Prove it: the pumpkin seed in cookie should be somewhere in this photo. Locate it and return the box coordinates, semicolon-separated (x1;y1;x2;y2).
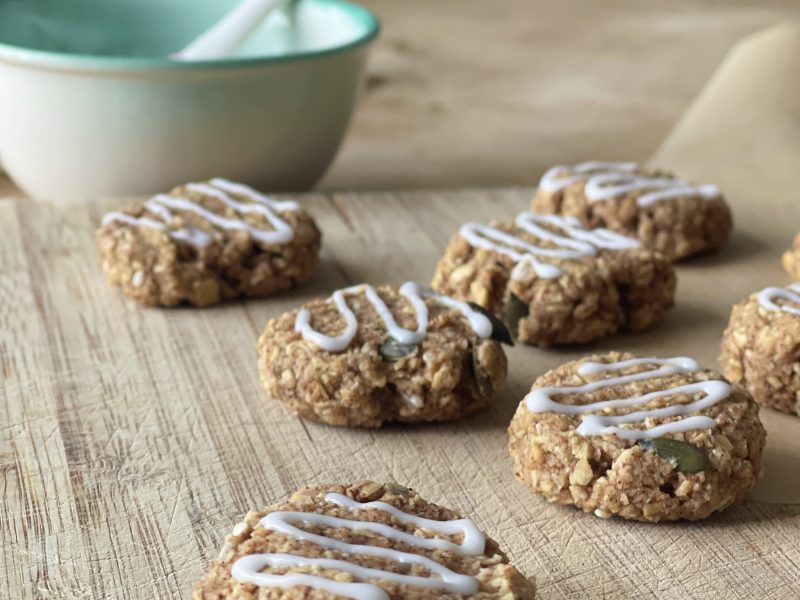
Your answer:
379;337;418;362
638;438;709;474
503;293;529;339
384;482;411;496
360;481;385;500
467;301;514;346
472;340;494;399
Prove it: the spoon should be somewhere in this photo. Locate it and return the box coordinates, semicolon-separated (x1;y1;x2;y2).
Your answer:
172;0;289;61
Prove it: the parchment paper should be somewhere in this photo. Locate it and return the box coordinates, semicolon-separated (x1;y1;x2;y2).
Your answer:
649;23;800;504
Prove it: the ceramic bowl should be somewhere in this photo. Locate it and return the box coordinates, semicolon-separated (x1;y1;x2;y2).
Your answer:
0;0;379;200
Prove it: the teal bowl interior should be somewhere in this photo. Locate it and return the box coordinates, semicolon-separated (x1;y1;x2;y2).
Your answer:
0;0;379;67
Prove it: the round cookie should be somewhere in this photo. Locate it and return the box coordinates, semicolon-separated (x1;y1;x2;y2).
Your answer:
781;233;800;279
258;282;510;427
720;283;800;415
431;212;675;347
193;481;536;599
97;178;321;307
508;352;765;522
531;161;732;261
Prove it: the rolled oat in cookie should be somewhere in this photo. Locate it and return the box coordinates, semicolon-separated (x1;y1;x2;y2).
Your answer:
508;352;765;522
258;282;510;427
720;283;800;415
531;161;732;261
192;481;535;599
96;178;320;307
431;212;675;347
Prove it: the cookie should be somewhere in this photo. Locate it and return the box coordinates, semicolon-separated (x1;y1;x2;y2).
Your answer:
781;233;800;279
508;352;765;522
530;161;732;261
431;212;675;347
193;481;535;599
720;283;800;415
97;178;321;307
258;282;510;427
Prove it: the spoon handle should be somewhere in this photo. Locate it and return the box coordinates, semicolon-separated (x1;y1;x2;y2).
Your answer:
173;0;285;61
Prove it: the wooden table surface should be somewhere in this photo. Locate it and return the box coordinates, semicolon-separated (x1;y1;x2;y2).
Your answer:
323;0;800;191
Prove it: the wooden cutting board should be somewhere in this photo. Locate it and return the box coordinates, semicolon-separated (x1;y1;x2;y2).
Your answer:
2;183;800;600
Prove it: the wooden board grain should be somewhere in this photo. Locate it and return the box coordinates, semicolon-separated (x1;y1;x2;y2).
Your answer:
2;187;800;600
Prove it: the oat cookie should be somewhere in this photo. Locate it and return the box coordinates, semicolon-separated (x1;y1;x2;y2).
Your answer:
508;352;765;522
531;161;732;260
258;282;509;427
781;233;800;279
97;178;320;307
720;283;800;415
193;481;535;599
431;212;675;347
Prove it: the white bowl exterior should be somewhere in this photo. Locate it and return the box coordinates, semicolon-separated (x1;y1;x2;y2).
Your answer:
0;46;368;200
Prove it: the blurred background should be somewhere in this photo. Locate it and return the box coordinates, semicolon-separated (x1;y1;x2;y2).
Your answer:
317;0;800;190
1;0;799;197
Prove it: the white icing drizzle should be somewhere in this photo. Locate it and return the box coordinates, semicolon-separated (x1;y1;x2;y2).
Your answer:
295;281;493;352
525;357;731;440
539;161;638;193
516;213;641;251
101;177;299;247
459;212;640;280
539;161;720;207
635;184;720;207
231;492;485;600
102;197;213;247
208;177;300;212
757;283;800;316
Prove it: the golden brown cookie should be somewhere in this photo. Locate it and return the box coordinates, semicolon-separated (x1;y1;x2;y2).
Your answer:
193;481;535;599
258;282;510;427
431;212;675;347
720;283;800;415
531;161;732;261
508;352;765;522
97;178;320;307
